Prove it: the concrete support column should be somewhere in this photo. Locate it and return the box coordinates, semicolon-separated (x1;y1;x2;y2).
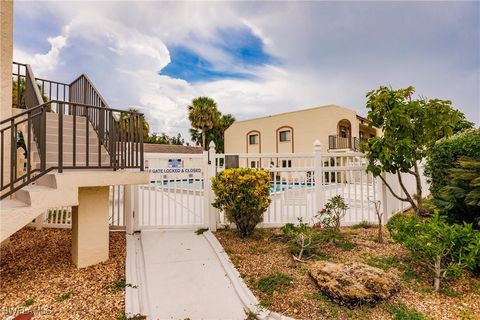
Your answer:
1;1;14;193
72;186;110;268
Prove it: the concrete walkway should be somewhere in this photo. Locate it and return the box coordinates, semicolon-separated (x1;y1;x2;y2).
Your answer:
127;230;246;320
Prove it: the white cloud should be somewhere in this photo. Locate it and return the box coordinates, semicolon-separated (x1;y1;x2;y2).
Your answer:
13;1;480;143
14;35;67;75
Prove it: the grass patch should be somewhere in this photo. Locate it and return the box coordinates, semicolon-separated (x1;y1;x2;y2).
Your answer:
23;298;34;307
365;256;401;271
351;220;376;229
335;240;356;251
257;273;293;295
385;302;427;320
195;228;209;235
313;251;333;261
313;292;342;319
105;278;138;294
441;287;461;298
55;291;73;302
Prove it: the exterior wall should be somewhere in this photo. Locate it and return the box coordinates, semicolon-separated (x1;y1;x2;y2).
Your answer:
1;1;13;189
225;105;368;154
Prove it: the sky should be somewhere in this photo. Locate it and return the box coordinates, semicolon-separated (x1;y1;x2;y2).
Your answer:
13;1;480;141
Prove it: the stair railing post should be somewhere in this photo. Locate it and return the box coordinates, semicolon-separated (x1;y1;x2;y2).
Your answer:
139;114;144;171
58;102;63;173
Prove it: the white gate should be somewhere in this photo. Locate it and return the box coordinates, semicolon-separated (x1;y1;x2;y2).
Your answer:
134;153;209;229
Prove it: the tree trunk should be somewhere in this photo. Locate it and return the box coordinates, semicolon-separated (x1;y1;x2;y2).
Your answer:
434;255;442;292
414;163;423;214
202;128;207;151
377;215;383;243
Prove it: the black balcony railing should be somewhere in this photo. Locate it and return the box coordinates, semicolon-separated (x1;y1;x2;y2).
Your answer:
328;135;360;151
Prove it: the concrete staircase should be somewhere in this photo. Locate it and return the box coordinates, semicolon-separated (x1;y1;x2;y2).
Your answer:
33;112;111;168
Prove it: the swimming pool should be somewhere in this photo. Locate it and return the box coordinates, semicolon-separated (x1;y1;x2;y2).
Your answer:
149;179;313;193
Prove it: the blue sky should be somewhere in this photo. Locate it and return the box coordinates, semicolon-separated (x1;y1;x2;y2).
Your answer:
13;1;480;138
161;27;276;82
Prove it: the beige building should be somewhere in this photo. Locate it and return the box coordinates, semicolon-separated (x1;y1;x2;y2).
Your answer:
225;104;378;158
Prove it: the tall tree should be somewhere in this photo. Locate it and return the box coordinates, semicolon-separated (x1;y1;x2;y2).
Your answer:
189;112;235;152
187;97;220;150
122;107;150;140
363;86;472;215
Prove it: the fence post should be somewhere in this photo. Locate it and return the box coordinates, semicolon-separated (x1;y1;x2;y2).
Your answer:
314;140;325;214
206;141;217;231
125;185;134;234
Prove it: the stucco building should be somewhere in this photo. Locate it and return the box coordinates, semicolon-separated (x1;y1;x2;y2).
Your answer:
224;104;378;158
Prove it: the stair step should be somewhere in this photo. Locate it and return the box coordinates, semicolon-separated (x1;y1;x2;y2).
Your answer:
45;143;105;153
44;133;101;144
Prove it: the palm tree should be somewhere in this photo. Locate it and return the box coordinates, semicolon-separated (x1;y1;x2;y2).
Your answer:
188;97;220;150
121;107;150;140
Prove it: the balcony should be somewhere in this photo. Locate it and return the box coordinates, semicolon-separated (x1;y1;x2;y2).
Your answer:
328;135;361;151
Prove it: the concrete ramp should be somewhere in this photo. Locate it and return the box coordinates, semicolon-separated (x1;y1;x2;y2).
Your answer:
126;230;246;320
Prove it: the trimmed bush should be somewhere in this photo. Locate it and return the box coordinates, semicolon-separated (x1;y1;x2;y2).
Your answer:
387;212;480;291
211;168;271;237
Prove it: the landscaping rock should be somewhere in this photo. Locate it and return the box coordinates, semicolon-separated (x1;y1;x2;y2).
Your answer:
308;261;399;307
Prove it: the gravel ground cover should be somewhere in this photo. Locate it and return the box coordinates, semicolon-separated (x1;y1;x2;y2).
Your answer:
215;227;480;320
0;228;126;320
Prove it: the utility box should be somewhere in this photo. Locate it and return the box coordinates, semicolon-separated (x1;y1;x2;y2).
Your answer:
225;155;239;169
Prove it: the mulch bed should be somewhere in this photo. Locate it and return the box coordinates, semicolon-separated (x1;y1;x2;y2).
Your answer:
0;228;126;320
215;227;480;320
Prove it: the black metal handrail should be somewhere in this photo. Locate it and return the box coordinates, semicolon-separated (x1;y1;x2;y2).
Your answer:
5;61;145;200
1;100;144;200
328;135;360;151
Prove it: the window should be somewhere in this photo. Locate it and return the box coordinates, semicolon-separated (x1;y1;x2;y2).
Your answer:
250;161;259;168
340;126;348;138
281;160;292;168
359;131;365;140
279;130;291;142
249;134;259;145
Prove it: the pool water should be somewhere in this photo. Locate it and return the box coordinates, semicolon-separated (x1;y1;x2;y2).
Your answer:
149;179;313;193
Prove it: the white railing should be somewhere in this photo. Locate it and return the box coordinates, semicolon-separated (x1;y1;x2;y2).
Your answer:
29;185;126;230
130;141;429;231
215;147;382;226
34;141;429;232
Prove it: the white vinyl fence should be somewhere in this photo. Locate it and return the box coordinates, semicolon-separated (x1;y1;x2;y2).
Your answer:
29;185;127;230
132;141;429;231
34;140;429;232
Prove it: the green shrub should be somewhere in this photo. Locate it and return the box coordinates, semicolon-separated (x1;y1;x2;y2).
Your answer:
212;168;271;237
282;218;318;261
426;128;480;196
434;157;480;227
387;212;480;291
257;273;293;295
317;195;349;231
